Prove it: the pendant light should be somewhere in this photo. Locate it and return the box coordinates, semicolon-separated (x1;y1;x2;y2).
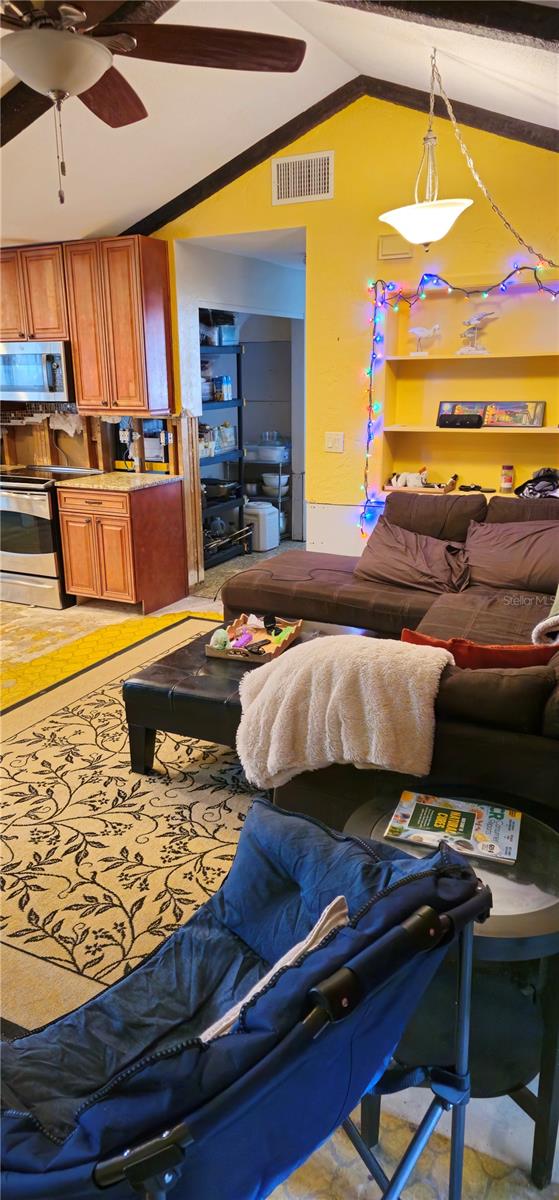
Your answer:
379;52;472;249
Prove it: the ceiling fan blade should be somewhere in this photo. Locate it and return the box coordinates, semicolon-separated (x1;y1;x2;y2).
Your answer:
0;81;52;147
78;65;147;126
91;23;307;72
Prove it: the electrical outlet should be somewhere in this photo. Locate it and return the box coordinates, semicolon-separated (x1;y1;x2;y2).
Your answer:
325;432;344;453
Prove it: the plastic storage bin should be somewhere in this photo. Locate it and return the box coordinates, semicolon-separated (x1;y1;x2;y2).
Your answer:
244;502;280;551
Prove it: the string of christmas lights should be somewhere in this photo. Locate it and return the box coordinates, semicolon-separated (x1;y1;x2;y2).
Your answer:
360;264;559;536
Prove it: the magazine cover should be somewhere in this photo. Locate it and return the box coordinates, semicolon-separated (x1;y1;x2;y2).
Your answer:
385;791;521;864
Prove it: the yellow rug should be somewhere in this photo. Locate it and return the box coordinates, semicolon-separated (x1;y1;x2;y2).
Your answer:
0;609;220;712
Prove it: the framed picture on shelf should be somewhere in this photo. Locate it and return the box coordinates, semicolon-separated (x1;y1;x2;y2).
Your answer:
437;402;487;423
483;402;545;428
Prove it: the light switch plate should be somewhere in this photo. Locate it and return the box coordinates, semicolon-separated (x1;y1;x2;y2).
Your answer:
325;431;344;453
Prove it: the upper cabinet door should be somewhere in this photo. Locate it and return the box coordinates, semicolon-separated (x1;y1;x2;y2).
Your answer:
64;241;110;411
19;245;69;340
99;237;146;411
0;249;27;340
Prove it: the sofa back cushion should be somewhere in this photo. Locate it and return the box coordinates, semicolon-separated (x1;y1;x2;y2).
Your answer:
384;491;486;542
436;663;556;734
355;517;470;593
465;519;559;595
486;496;559;524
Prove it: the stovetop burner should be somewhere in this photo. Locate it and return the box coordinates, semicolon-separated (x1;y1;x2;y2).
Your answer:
0;466;101;489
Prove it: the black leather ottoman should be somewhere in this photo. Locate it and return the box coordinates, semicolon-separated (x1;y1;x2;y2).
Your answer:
123;621;375;773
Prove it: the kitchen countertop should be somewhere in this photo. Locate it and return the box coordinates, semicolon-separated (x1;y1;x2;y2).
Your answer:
55;472;183;493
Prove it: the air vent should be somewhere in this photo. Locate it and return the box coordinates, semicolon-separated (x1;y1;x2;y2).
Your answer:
272;152;334;205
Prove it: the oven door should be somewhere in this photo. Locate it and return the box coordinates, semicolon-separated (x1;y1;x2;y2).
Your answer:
0;490;59;578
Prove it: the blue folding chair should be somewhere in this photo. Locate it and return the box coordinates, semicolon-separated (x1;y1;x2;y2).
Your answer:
1;798;491;1200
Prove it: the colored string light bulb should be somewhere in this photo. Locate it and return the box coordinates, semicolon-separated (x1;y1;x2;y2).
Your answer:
500;283;507;293
393;304;399;313
447;287;452;294
373;401;382;413
420;291;427;300
482;291;489;299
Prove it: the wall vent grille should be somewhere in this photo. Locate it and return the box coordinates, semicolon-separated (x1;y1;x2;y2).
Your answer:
272;152;334;205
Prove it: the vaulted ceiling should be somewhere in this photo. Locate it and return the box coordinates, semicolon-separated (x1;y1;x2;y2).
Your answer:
1;0;557;245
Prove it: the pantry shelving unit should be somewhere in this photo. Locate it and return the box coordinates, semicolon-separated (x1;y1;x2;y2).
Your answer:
200;343;251;568
370;277;559;496
245;453;292;540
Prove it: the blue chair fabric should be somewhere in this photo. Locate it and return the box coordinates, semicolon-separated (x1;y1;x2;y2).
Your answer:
1;798;489;1200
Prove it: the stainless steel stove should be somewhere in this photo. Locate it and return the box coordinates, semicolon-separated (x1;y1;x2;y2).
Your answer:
0;465;101;608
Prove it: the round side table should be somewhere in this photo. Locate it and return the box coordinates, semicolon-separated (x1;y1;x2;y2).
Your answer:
345;795;559;1189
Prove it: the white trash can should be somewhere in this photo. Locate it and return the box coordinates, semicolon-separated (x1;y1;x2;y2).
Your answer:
244;502;280;552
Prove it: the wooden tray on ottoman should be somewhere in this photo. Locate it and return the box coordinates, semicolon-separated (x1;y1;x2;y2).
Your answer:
205;614;303;662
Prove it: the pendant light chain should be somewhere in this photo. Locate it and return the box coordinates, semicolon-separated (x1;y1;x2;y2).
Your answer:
430;50;558;268
52;97;66;205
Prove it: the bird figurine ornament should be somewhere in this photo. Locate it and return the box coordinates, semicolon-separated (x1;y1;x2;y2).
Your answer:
408;323;440;355
457;311;497;355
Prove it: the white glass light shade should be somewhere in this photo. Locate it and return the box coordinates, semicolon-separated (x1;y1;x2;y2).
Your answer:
378;199;473;247
0;29;112;97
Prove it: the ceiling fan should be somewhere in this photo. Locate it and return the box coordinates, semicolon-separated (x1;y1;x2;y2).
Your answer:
0;1;306;201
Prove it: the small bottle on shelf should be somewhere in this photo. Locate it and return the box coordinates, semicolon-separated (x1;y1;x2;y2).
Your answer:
500;464;515;493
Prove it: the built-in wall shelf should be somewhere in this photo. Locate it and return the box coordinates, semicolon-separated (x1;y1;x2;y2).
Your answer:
385;352;559;363
384;425;559;434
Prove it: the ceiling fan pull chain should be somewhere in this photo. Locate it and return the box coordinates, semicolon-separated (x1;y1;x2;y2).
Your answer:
53;97;66;205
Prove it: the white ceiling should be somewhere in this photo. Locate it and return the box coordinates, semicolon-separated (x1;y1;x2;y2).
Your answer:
0;0;556;246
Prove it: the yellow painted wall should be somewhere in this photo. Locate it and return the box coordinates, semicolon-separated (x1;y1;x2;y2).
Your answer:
154;96;559;503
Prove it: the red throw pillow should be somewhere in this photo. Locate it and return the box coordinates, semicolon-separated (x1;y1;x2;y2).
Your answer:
401;628;558;668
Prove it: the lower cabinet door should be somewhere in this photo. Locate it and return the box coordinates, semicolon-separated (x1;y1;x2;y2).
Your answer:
59;512;99;596
95;515;137;602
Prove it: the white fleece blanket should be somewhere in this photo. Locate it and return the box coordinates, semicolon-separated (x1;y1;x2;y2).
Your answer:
532;585;559;645
237;635;454;789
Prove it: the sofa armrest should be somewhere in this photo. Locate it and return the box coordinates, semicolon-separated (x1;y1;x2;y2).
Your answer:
436;664;556;736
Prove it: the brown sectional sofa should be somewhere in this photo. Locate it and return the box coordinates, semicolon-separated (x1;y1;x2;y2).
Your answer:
222;492;559;824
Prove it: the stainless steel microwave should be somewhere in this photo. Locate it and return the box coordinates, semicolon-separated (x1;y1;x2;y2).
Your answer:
0;341;73;405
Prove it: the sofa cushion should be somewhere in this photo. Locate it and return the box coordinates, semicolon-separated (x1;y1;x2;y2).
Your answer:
354;518;470;593
221;550;434;636
486;496;559;524
465;519;559;595
384;490;486;541
416;587;553;645
436;664;556;734
402;628;559;668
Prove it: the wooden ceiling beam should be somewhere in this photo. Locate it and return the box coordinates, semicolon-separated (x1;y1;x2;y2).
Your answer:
321;2;559;52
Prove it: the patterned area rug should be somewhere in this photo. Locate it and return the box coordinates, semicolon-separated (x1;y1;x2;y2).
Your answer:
1;676;252;986
1;637;556;1198
0;606;220;713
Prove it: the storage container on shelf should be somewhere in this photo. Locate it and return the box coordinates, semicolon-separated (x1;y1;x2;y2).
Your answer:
245;444;290;463
244;502;279;551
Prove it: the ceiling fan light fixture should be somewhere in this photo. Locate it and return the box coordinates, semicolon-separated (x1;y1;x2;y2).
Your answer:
379;198;473;248
0;27;112;97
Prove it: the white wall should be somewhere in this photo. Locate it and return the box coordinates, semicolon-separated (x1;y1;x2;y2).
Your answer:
173;242;305;416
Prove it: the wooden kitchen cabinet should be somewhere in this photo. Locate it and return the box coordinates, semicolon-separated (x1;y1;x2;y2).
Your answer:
58;480;186;612
95;514;136;601
63;235;173;416
0;249;27;340
63;241;110;411
19;245;68;339
0;244;68;341
59;511;100;597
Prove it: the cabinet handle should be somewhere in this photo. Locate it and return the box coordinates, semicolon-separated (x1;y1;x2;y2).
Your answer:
85;516;92;523
85;499;103;505
101;400;109;407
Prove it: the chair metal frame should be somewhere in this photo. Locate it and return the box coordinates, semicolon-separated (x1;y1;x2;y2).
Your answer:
94;892;489;1200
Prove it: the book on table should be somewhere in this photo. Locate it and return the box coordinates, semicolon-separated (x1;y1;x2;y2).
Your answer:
385;791;521;864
